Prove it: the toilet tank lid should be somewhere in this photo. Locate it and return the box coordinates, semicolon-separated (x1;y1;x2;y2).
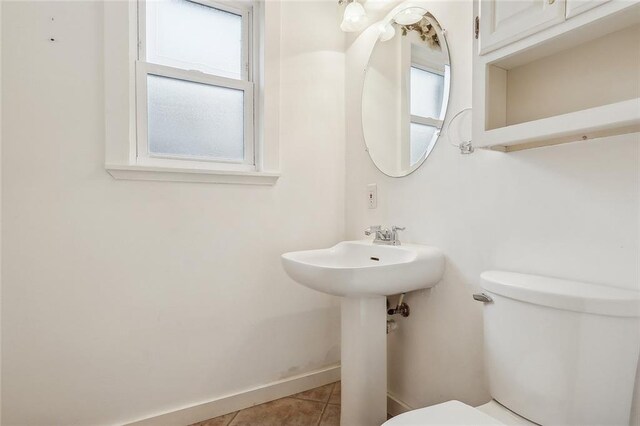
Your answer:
481;271;640;317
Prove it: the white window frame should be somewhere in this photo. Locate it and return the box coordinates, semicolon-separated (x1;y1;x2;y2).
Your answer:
103;0;280;185
135;63;255;170
136;0;256;171
140;0;251;81
409;63;446;130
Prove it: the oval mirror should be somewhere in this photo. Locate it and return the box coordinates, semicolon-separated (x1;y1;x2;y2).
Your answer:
362;8;451;177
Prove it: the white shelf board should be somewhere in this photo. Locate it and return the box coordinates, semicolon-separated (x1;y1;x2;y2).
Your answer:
477;98;640;152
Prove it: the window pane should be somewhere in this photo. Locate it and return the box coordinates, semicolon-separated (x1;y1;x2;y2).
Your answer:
410;67;444;119
147;74;244;161
410;123;437;165
146;0;243;79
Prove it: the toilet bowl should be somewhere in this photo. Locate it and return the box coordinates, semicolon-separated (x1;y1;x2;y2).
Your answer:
383;271;640;426
384;400;535;425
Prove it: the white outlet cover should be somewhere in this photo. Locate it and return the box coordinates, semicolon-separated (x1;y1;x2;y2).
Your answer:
367;183;377;209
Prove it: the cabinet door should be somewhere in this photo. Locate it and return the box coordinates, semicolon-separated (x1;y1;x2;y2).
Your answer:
566;0;610;18
479;0;566;54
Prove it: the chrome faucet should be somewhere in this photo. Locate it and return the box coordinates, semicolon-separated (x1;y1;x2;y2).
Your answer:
364;225;405;246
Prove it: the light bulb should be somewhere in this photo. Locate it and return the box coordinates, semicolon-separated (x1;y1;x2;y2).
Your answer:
393;7;424;26
378;22;395;42
341;1;367;32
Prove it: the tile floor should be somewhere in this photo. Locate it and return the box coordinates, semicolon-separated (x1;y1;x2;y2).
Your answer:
191;382;341;426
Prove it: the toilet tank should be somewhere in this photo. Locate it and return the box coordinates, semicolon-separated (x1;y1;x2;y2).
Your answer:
480;271;640;426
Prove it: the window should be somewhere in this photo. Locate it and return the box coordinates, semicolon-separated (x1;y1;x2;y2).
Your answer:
409;65;448;166
136;0;256;170
104;0;279;184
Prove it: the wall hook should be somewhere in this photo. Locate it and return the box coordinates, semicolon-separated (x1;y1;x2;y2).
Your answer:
446;107;474;154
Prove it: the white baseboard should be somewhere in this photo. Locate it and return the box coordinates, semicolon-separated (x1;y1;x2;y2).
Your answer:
387;392;413;417
124;365;418;425
126;364;341;426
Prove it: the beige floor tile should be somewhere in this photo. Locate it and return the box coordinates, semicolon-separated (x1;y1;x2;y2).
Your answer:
319;404;340;426
189;411;238;426
229;397;324;426
328;382;340;405
291;383;334;403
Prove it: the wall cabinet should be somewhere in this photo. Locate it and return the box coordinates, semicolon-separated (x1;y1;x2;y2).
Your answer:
566;0;611;18
472;0;640;152
479;0;566;54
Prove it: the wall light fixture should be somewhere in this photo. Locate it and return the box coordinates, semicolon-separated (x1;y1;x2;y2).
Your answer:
339;0;368;32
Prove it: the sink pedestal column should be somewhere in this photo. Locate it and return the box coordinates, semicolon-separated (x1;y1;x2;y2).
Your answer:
340;296;387;426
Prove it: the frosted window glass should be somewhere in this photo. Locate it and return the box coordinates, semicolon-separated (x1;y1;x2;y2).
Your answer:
410;123;437;165
147;75;244;161
146;0;243;79
410;67;445;119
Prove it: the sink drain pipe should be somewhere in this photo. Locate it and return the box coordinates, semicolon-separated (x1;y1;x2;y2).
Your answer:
388;293;410;317
387;293;410;334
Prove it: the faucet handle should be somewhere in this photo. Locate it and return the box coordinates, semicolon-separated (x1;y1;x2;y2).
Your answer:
390;226;405;246
365;225;381;236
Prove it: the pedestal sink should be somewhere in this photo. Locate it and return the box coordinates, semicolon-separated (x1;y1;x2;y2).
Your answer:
281;240;445;426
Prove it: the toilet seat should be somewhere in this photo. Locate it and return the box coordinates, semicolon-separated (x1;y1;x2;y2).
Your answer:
383;401;505;425
383;400;539;425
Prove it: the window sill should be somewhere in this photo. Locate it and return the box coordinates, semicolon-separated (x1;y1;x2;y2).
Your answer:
105;163;280;185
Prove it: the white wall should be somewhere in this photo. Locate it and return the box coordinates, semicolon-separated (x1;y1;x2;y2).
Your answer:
346;0;640;417
1;1;344;424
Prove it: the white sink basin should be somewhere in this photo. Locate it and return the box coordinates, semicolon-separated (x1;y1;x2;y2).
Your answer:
281;240;445;297
282;239;445;425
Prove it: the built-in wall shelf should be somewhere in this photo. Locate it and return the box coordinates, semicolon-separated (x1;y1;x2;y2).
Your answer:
473;0;640;152
479;98;640;152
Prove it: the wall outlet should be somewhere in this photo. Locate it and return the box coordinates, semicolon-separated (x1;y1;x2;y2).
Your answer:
367;184;377;209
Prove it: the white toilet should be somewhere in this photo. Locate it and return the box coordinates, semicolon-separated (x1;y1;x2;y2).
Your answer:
385;270;640;426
